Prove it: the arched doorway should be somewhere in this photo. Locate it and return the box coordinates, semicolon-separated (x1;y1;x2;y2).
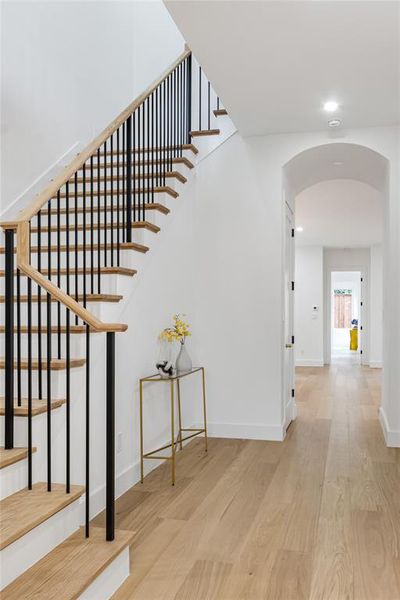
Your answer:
282;142;389;432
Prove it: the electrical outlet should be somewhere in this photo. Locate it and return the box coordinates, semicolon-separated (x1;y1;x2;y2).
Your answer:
117;432;122;454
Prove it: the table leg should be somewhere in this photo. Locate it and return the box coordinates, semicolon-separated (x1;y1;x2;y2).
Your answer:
139;380;144;483
177;378;183;451
170;379;176;485
201;368;208;452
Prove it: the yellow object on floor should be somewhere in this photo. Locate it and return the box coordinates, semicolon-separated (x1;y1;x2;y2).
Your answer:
350;328;358;351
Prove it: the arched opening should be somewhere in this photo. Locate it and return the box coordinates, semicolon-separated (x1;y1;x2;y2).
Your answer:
281;142;389;431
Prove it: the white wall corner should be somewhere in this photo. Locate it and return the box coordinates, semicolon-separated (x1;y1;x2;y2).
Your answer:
379;406;400;448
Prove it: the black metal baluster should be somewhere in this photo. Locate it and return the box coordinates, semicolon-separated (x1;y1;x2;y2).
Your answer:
106;332;115;541
66;183;70;297
74;173;79;324
27;275;32;489
199;66;202;131
207;81;211;131
169;74;172;171
37;212;42;399
173;68;177;159
146;97;150;209
97;148;101;293
66;306;70;493
110;134;114;267
126;116;132;242
103;141;108;267
82;163;87;309
133;114;136;224
187;54;192;143
151;91;154;209
156;86;160;187
4;229;14;449
57;190;61;358
122;121;126;242
116;129;120;266
47;201;52;491
85;323;90;536
17;268;21;407
142;101;146;210
90;156;94;294
163;80;166;186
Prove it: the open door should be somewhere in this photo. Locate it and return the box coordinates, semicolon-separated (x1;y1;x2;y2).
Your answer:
283;203;296;430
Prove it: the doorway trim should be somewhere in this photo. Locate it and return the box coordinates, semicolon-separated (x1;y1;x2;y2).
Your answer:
324;264;369;365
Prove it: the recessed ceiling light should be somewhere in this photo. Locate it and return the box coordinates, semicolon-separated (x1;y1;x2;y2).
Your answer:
296;226;304;232
328;119;341;128
324;101;339;112
333;161;344;166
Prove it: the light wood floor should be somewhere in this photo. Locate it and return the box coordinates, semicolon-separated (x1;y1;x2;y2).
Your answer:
95;362;400;599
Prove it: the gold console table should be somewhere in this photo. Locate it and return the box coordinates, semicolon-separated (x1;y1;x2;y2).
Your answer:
139;367;208;486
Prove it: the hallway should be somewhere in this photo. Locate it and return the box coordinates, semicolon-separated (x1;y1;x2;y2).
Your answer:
100;364;399;600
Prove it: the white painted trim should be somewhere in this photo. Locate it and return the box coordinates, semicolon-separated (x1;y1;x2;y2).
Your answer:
284;398;297;431
369;360;383;369
203;421;285;442
379;407;400;447
0;141;82;221
295;359;324;367
78;546;130;600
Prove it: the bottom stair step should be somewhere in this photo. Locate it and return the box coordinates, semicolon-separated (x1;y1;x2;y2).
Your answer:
0;482;84;550
2;527;134;600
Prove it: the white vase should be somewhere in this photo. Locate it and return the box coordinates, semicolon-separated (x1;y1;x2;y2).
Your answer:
175;339;192;374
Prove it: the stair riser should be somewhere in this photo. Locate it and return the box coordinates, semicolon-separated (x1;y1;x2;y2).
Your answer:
0;246;147;272
76;160;192;175
0;368;81;400
86;147;196;164
0;333;86;360
65;173;183;190
79;546;130;600
43;182;180;205
28;226;156;248
0;496;83;590
0;455;39;500
0;296;123;324
0;272;133;296
31;205;168;227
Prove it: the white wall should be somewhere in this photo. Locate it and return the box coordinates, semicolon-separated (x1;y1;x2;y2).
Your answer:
0;0;184;216
294;246;324;367
192;125;399;444
370;245;383;367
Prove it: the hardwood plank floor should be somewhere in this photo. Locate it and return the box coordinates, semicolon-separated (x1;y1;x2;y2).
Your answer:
94;362;399;599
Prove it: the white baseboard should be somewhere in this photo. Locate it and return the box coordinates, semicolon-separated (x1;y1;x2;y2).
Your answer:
369;361;383;369
295;359;324;367
201;421;285;442
379;407;400;447
284;398;297;431
0;141;81;221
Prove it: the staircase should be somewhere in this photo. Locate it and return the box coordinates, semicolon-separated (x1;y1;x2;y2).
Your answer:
0;48;231;598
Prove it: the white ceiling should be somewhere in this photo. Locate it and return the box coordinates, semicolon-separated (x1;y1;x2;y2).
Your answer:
285;142;388;194
295;178;383;247
166;0;400;136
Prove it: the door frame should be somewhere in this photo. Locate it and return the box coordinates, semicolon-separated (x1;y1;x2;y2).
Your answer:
324;265;369;365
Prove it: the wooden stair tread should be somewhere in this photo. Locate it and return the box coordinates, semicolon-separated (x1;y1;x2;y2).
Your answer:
0;397;66;417
0;358;85;371
51;185;178;200
82;156;194;170
69;170;187;184
0;482;84;550
0;293;123;303
0;447;37;469
2;526;134;599
30;221;160;234
213;108;228;116
190;129;220;137
98;142;198;156
2;241;149;255
0;267;137;279
40;202;170;217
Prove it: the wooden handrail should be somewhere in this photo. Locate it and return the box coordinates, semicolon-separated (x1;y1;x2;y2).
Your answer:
0;48;192;332
19;264;127;332
15;48;191;223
